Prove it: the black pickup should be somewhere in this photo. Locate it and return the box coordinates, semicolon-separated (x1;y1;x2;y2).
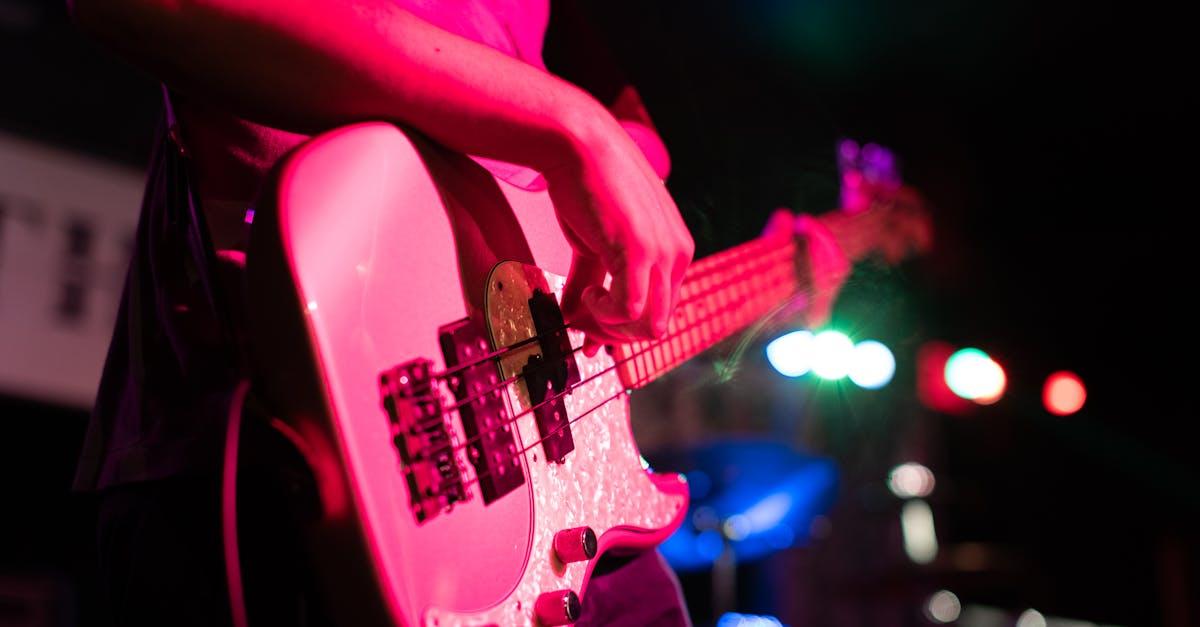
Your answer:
439;318;526;504
522;289;581;464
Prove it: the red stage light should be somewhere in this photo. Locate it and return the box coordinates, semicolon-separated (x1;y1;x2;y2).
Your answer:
916;341;973;415
1043;371;1086;416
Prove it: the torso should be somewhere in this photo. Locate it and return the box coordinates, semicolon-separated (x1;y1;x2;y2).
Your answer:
76;0;557;492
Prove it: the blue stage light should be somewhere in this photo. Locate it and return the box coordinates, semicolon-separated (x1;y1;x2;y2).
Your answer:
657;441;839;572
717;613;784;627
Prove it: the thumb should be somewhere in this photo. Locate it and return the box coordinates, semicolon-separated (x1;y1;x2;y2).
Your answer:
562;252;607;325
762;208;795;239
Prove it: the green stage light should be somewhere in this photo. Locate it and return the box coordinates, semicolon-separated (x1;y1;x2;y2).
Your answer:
811;330;855;380
944;348;1006;403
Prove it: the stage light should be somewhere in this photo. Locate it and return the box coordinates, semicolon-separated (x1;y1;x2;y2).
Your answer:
944;348;1006;404
916;341;974;414
722;514;751;541
810;330;855;380
925;590;961;624
742;490;793;532
696;529;724;561
765;330;815;377
685;470;712;500
1044;371;1086;416
692;506;719;530
848;340;895;389
717;613;783;627
888;462;935;498
766;525;796;549
1016;609;1047;627
901;499;938;564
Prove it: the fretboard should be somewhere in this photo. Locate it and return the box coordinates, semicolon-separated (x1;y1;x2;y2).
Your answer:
611;233;799;389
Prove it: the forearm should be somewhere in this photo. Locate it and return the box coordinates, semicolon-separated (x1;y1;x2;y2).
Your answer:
618;119;670;180
71;0;608;171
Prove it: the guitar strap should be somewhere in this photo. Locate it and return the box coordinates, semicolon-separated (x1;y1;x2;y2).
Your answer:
159;85;247;372
160;86;265;627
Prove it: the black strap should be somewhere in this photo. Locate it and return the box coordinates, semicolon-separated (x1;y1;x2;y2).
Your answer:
160;85;246;373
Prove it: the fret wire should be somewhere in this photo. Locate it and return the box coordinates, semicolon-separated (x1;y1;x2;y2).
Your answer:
623;262;795;387
441;237;814;487
609;234;796;357
615;241;799;387
458;256;810;488
635;341;646;386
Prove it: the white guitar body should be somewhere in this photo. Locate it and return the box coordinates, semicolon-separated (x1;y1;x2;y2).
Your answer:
246;122;689;626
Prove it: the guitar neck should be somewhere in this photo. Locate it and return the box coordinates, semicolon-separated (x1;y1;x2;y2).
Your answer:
611;232;800;389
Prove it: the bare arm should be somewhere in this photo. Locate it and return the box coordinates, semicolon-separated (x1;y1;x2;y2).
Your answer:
72;0;602;170
71;0;693;341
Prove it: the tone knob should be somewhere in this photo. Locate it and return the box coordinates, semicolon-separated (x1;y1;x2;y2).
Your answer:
535;590;582;626
553;526;598;563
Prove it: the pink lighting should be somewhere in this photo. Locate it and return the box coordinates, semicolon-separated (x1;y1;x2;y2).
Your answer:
916;342;973;415
1043;371;1086;416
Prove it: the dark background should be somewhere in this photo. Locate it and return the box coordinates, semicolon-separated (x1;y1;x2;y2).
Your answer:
1;0;1195;625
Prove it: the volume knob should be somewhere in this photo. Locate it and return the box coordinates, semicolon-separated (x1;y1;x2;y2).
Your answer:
553;526;598;563
535;590;582;626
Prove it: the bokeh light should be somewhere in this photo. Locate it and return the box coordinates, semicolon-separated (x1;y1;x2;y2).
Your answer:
848;340;896;389
1016;609;1047;627
916;341;974;414
888;462;936;498
945;348;1006;403
1043;371;1086;416
810;330;855;380
765;330;815;377
901;499;938;564
695;529;724;561
717;613;783;627
924;590;961;623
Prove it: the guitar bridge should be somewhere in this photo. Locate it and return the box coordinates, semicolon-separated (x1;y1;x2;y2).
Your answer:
380;359;466;523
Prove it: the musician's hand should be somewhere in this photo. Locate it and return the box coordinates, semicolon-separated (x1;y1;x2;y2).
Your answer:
873;185;933;263
762;210;850;329
762;184;932;329
548;113;694;357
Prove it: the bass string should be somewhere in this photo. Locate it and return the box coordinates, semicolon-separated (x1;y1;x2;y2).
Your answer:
435;244;789;415
433;245;793;451
453;208;918;493
455;280;808;494
435;262;806;491
453;386;629;494
428;236;791;380
436;246;782;413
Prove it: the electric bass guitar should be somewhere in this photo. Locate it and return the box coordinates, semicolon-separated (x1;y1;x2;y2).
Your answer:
245;122;928;626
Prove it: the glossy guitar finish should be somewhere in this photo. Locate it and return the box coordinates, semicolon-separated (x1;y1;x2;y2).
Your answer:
247;123;689;626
